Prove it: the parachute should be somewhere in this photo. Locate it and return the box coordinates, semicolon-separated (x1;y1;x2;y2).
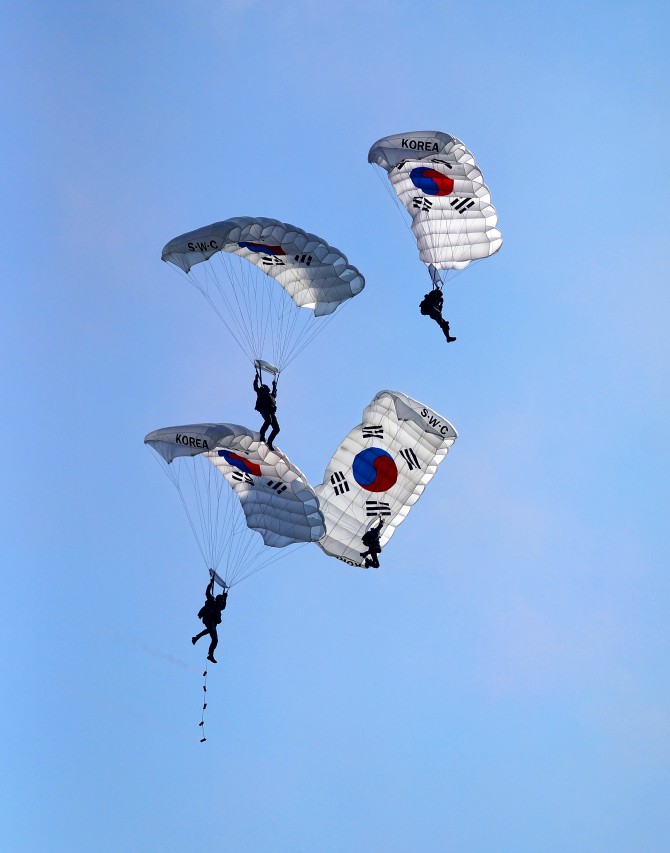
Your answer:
145;423;325;586
368;131;502;286
314;391;457;567
162;217;365;374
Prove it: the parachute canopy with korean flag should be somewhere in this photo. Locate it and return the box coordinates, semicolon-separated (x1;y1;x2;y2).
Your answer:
161;216;365;374
313;391;457;567
368;130;502;284
145;422;325;587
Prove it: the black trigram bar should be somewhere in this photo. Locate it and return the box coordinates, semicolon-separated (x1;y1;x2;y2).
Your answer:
430;158;453;168
395;159;408;170
330;471;349;496
293;253;313;266
267;480;287;494
231;471;254;485
412;196;433;211
366;500;391;516
261;255;285;266
450;197;476;214
362;425;384;439
400;448;421;471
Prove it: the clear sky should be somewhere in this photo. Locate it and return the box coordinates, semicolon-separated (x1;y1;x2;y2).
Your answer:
4;1;670;851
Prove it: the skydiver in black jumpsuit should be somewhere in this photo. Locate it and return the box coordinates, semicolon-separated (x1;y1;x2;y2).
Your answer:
253;371;280;450
419;286;457;342
192;577;228;663
360;517;384;568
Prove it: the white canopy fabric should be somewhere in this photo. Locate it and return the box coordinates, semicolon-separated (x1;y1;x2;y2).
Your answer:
313;391;457;567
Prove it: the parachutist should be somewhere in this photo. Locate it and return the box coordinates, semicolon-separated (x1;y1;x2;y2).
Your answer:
254;371;280;450
192;577;227;663
419;287;456;343
360;517;384;568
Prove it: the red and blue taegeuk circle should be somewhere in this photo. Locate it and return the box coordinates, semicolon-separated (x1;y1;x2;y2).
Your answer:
238;241;286;256
352;448;398;493
218;449;262;477
410;167;454;197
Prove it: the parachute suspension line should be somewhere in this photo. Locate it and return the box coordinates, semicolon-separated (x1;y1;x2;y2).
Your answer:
202;254;263;364
176;264;254;367
271;245;357;372
372;166;416;242
205;448;315;588
174;243;357;373
214;442;318;587
226;542;309;589
228;509;292;586
198;470;271;586
208;463;239;579
188;462;214;563
153;452;262;583
227;253;304;370
271;275;286;365
153;455;212;571
216;481;275;586
243;257;274;363
215;256;259;362
429;257;487;293
187;459;230;572
224;521;264;587
214;253;304;370
196;264;246;356
261;263;318;370
277;300;348;374
149;444;311;594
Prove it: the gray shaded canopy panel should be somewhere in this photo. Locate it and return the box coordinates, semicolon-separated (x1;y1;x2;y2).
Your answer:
368;131;502;271
162;216;365;317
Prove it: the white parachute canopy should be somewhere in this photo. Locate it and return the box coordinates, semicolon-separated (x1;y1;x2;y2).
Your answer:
368;130;502;282
314;391;457;567
145;423;325;586
161;216;365;372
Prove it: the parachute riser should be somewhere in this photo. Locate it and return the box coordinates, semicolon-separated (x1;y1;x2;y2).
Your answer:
209;567;229;592
428;264;444;291
253;357;280;388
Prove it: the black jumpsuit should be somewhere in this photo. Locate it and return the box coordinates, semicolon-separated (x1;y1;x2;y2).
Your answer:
253;375;280;449
419;289;456;342
192;579;227;662
360;518;384;568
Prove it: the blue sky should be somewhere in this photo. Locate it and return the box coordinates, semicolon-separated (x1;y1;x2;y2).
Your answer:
4;1;670;851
